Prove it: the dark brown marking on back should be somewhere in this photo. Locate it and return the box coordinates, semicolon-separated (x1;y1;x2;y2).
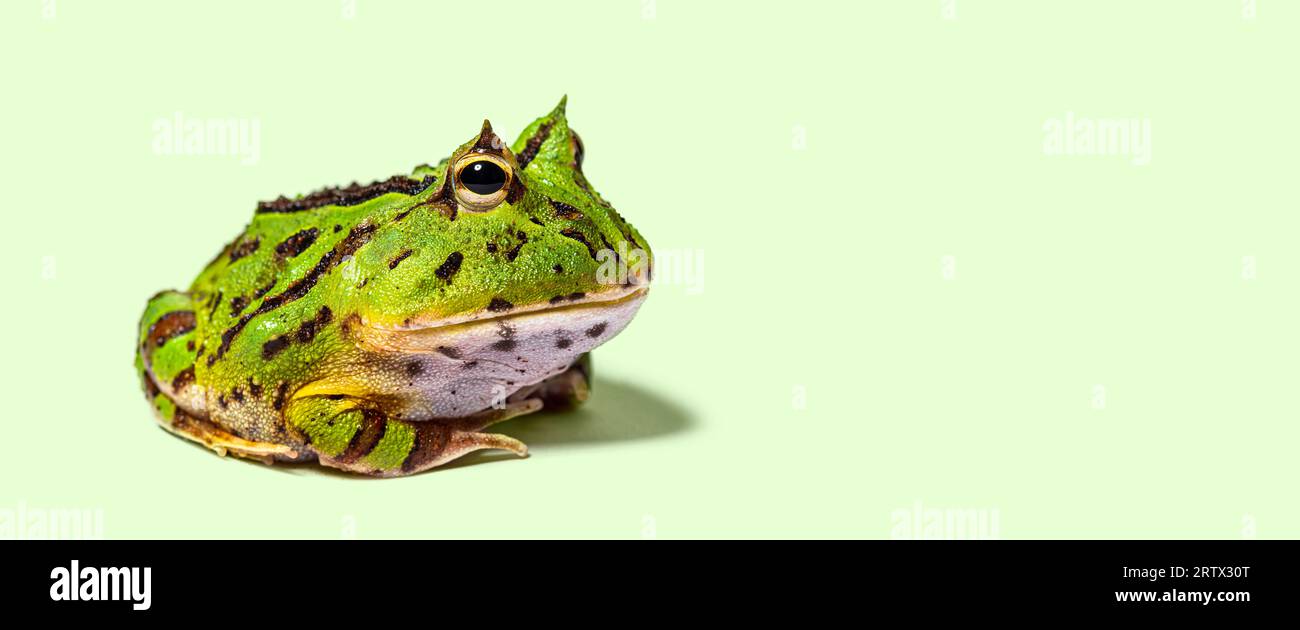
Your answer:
229;295;249;317
612;212;642;252
601;235;620;263
516;121;554;169
142;371;161;400
487;298;514;312
560;229;600;260
411;176;459;221
273;382;289;410
262;335;290;360
548;292;586;305
216;224;376;361
435;251;463;281
229;237;260;262
505;230;528;262
549;199;585;220
170;366;195;391
388;249;414;270
254;280;275;299
505;176;527;205
247;377;263;398
207;291;223;322
145;311;196;358
295;306;333;344
257;176;436;214
275;227;320;259
335;409;388;465
586;322;608;338
570;130;585;171
435;345;462;359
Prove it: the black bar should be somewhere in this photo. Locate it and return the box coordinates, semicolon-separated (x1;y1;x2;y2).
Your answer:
0;540;1287;616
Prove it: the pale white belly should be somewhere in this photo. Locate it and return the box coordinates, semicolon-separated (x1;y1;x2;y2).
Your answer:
349;289;646;419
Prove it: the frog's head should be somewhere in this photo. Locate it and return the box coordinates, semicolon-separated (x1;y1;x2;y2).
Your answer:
355;98;649;383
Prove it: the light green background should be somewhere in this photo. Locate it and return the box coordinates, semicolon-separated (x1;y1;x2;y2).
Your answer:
2;1;1296;538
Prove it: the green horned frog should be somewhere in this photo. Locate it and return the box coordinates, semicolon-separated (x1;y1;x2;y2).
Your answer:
135;98;651;476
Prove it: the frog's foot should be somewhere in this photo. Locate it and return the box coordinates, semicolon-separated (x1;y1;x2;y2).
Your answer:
509;353;592;412
160;408;305;465
288;395;540;477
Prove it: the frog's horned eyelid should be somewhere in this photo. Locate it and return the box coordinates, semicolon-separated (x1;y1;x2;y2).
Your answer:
473;119;507;152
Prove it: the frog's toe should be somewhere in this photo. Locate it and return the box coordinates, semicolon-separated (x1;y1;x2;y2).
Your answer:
510;354;592;412
160;407;304;464
451;431;529;459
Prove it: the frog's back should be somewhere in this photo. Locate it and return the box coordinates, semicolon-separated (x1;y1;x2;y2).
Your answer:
136;172;441;453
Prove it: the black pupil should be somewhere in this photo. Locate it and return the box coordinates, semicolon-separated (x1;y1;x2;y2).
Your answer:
461;161;506;195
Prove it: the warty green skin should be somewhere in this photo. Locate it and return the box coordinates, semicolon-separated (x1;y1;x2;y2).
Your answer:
135;98;651;476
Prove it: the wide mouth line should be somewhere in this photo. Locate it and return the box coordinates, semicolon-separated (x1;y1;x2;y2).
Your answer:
366;285;648;333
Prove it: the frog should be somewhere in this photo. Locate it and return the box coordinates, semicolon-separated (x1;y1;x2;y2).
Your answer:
135;98;651;476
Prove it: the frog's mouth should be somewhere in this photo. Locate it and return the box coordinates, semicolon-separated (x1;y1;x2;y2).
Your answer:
354;285;649;356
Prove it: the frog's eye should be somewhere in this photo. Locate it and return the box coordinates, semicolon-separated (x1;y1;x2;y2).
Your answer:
454;155;513;211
